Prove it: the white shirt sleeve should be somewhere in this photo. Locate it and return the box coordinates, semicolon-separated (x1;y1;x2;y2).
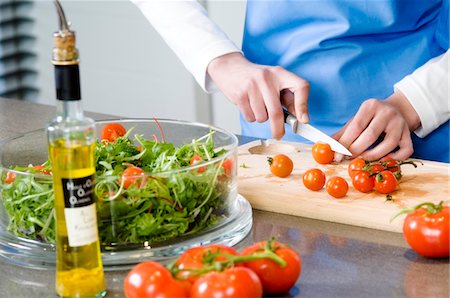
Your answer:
394;50;450;138
130;0;241;92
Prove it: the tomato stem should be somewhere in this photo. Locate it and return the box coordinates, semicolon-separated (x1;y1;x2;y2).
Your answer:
169;239;287;280
390;201;445;223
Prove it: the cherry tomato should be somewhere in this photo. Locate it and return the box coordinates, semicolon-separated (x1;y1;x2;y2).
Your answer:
380;156;399;173
120;166;145;189
124;261;189;298
374;170;397;194
369;164;384;175
352;171;374;193
191;267;262;298
101;123;127;142
241;241;301;295
190;155;207;173
32;165;51;175
348;157;366;179
311;142;334;164
302;168;326;191
268;154;293;178
4;171;16;184
175;244;239;283
326;176;348;198
221;159;233;177
402;202;449;258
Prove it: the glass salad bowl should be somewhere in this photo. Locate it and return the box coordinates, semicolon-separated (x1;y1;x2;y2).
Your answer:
0;119;252;270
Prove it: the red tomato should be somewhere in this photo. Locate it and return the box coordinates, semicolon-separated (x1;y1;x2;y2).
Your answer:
101;123;127;142
380;156;399;173
190;155;207;173
32;165;51;175
326;176;348;198
191;267;262;298
302;168;326;191
4;171;16;184
374;170;397;194
352;171;374;193
403;202;449;258
241;241;301;295
124;261;189;298
311;142;334;164
268;154;293;178
348;157;366;179
369;164;384;175
175;244;239;283
120;166;145;189
221;159;233;176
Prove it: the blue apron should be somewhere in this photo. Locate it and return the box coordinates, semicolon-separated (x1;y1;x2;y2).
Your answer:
241;0;449;162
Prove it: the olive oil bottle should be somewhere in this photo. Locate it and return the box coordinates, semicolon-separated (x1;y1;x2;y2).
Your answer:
48;1;105;297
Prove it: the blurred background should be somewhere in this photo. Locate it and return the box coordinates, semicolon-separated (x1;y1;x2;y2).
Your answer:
0;0;245;134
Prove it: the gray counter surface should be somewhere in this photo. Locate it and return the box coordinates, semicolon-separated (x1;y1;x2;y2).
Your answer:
0;97;448;298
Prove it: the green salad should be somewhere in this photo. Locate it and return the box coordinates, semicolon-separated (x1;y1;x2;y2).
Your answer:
0;127;233;248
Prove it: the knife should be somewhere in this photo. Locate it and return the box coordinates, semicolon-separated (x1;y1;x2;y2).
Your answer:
283;108;352;156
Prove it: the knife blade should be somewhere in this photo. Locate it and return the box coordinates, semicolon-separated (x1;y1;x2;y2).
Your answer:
283;108;352;156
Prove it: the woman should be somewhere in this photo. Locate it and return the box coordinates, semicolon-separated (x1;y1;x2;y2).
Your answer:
131;0;449;162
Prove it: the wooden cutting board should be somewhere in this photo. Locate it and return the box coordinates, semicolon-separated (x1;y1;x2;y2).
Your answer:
237;140;450;233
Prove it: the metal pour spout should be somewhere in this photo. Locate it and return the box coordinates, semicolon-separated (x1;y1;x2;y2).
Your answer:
52;0;79;64
54;0;69;32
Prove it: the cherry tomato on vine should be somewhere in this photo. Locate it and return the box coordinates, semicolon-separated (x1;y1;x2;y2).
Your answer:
124;261;189;298
311;142;334;164
101;123;127;142
268;154;293;178
175;244;239;283
380;156;399;173
302;168;326;191
120;166;145;189
352;171;374;193
190;155;207;173
374;170;397;194
348;157;366;179
241;241;301;295
401;202;449;258
191;267;262;298
326;176;348;198
369;164;384;175
4;171;16;184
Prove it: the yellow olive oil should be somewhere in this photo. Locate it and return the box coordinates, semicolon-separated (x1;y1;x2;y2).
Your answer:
49;140;105;297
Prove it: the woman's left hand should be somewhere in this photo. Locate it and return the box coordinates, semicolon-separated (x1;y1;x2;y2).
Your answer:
333;91;421;161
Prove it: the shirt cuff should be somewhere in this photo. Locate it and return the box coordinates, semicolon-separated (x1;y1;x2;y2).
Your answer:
394;79;439;138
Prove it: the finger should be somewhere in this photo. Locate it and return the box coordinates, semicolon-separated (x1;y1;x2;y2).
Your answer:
337;103;375;151
332;118;353;141
248;85;268;123
274;67;310;123
388;127;414;160
293;83;309;123
261;81;285;140
235;94;256;122
359;120;403;160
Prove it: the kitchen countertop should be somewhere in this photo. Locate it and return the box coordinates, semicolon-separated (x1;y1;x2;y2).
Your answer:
0;97;448;298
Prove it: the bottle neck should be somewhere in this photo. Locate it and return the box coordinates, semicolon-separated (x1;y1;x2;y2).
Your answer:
55;99;84;121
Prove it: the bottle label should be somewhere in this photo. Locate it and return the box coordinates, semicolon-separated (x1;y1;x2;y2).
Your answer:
62;175;98;247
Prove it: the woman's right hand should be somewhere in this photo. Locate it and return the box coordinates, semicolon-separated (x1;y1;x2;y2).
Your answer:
207;52;310;139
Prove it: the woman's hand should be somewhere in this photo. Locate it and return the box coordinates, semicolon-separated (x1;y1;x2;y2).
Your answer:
207;52;310;139
334;91;421;161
